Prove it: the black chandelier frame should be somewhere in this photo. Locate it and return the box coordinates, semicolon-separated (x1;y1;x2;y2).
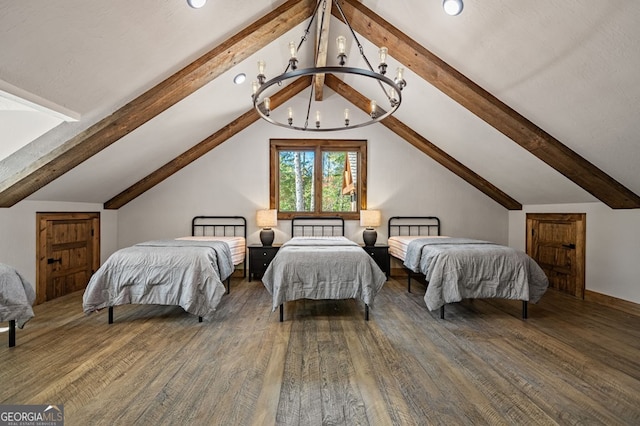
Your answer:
251;0;405;132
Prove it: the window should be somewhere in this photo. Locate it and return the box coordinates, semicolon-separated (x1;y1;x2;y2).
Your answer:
270;139;367;220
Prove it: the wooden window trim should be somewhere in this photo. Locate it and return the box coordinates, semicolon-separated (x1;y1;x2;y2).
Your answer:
270;139;367;220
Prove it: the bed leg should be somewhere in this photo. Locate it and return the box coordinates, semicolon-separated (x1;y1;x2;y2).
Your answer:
522;301;528;319
408;272;412;293
279;304;284;322
198;316;203;323
440;305;445;319
108;307;114;324
226;277;231;294
365;304;369;321
8;320;16;347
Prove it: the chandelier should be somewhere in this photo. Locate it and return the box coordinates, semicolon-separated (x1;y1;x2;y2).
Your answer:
251;0;406;131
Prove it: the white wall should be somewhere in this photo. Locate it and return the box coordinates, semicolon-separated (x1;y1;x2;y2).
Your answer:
0;200;118;290
509;203;640;304
117;118;508;249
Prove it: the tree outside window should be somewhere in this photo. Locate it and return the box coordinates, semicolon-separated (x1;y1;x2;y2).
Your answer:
270;139;367;220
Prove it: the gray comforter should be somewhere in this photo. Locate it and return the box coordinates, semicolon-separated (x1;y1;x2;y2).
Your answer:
404;238;548;311
262;237;386;311
82;239;233;320
0;263;35;328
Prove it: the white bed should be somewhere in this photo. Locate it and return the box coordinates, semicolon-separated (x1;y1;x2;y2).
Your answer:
388;216;548;319
82;216;246;323
262;217;386;321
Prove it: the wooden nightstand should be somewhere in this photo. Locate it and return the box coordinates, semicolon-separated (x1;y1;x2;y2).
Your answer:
248;244;280;281
362;244;390;278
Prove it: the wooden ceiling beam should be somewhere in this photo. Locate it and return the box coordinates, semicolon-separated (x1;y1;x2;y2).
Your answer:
313;0;332;101
326;74;522;210
333;0;640;209
104;77;312;209
0;0;316;208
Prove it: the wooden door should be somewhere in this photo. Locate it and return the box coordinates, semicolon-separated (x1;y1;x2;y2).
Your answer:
526;213;586;298
36;212;100;304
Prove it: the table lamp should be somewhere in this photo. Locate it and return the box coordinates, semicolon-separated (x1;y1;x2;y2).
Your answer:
256;209;277;246
360;209;381;247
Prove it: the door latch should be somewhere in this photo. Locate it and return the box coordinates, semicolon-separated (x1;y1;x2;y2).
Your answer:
47;258;62;264
562;243;576;249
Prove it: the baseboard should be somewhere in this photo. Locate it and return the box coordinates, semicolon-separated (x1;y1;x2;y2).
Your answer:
585;290;640;317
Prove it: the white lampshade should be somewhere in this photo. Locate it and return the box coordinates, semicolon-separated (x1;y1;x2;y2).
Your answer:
360;210;381;228
256;209;278;228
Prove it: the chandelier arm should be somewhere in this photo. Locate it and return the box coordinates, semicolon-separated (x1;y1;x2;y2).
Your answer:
332;0;391;103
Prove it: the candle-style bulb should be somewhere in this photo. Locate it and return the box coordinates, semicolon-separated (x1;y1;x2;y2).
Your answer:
394;67;406;90
379;47;388;63
370;100;377;119
288;41;298;70
257;60;266;84
336;35;347;65
289;41;297;59
378;47;388;74
264;97;271;116
336;36;346;55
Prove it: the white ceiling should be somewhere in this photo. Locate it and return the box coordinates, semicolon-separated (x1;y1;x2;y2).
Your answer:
1;0;639;207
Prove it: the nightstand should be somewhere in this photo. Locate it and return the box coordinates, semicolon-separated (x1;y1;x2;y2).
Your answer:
248;245;281;281
362;244;390;278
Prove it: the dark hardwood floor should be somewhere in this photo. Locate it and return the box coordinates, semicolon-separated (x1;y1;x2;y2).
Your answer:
1;277;639;425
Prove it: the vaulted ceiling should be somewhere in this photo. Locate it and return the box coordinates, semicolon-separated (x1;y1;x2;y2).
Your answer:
1;0;639;210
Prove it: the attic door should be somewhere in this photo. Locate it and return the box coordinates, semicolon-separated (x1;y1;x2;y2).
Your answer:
526;213;586;299
36;212;100;304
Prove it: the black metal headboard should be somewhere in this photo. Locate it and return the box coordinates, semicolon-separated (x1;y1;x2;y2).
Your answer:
191;216;247;239
291;217;345;237
388;216;440;237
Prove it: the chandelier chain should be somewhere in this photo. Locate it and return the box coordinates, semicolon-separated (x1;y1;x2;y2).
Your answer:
333;0;391;103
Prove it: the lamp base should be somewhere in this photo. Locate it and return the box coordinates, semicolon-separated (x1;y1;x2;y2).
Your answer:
363;228;377;247
260;228;275;246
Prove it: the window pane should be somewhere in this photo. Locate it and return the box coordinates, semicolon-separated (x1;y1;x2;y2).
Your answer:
279;151;315;212
322;151;357;212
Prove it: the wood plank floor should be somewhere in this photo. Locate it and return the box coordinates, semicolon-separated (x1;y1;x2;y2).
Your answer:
1;277;639;425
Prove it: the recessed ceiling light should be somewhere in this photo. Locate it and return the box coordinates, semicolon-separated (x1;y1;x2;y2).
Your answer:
187;0;207;9
443;0;463;16
234;73;246;85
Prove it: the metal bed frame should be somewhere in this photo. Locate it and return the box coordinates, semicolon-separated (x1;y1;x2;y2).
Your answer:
388;216;529;320
291;216;345;237
107;215;247;324
192;215;248;279
279;217;372;321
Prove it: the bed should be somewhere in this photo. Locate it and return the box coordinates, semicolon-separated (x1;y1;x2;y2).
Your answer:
1;263;35;347
388;216;548;319
82;216;246;323
262;217;386;321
